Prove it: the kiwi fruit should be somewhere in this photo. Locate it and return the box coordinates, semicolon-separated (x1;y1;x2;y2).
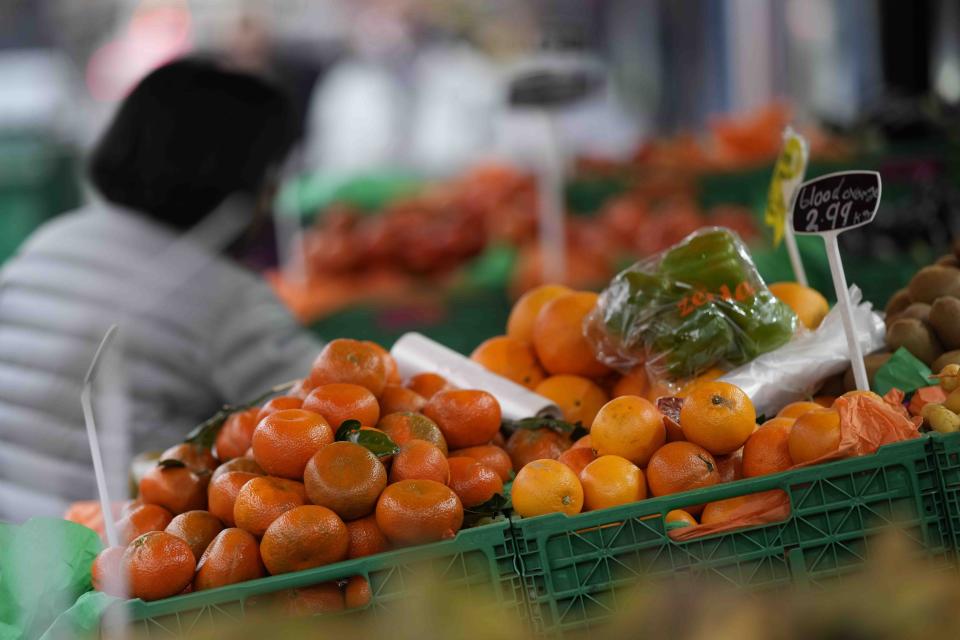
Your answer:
936;254;960;269
843;352;893;390
885;288;913;318
886;317;943;365
908;266;960;303
929;296;960;349
887;302;931;328
933;349;960;373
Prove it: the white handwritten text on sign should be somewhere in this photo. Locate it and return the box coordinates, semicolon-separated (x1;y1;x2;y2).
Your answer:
791;171;882;235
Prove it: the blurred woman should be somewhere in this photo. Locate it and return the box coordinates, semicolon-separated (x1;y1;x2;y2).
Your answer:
0;58;322;522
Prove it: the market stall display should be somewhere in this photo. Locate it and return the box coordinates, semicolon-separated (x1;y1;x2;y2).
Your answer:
38;217;959;640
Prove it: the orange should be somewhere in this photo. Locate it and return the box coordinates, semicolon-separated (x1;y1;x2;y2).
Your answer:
379;385;426;415
260;505;349;575
117;503;174;545
839;389;884;404
507;284;573;342
210;457;263;482
123;531;195;601
742;420;794;478
159;443;218;475
251;409;333;479
423;389;502;449
532;291;610;378
788;408;841;464
511;459;584;517
556;447;597;477
768;282;829;330
580;455;646;511
363;340;401;385
306;338;388;396
303;383;380;430
255;396;303;423
233;476;307;537
389;440;450;485
700;490;787;525
715;450;744;483
449;445;513;483
345;576;372;609
405;372;451;399
777;401;822;420
677;368;727;398
590;396;665;466
304;441;387;520
91;546;126;597
207;471;258;527
215;408;260;461
194;528;264;591
679;381;756;455
665;509;698;529
612;366;649;399
447;457;504;507
139;465;206;515
535;375;609;427
471;336;546;389
375;480;464;546
278;583;345;616
377;412;448;455
165;510;223;562
507;283;573;343
570;434;593;450
814;395;836;407
646;442;720;497
762;416;796;430
346;514;390;559
505;428;572;472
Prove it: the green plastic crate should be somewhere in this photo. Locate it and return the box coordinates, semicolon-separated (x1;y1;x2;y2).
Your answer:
512;437;951;637
928;432;960;551
103;519;524;638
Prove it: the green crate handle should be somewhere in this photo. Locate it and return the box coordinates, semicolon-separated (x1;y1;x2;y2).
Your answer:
513;437;928;541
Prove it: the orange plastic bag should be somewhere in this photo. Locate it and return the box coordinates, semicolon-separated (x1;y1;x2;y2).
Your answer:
668;390;921;541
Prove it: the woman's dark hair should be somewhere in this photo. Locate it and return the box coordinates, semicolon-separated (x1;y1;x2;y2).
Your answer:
88;57;299;229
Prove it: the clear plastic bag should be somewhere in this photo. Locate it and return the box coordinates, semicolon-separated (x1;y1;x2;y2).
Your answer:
586;227;798;383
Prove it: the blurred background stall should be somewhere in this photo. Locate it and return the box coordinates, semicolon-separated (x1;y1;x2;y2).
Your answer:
1;0;958;354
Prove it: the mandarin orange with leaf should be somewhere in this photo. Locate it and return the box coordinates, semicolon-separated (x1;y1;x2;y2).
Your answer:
303;441;387;521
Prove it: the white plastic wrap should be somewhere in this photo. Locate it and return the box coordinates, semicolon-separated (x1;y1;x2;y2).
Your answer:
391;332;562;421
719;286;885;416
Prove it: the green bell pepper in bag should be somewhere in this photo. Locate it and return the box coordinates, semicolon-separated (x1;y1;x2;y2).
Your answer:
588;227;798;381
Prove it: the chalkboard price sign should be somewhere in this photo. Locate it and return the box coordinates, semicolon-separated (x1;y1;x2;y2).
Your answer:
791;171;882;235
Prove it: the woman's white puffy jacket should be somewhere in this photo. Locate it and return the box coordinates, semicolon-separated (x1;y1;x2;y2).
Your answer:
0;204;321;522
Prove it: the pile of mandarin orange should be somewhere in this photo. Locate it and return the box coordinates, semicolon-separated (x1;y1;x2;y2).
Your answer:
91;283;864;611
473;284;864;527
92;338;509;612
